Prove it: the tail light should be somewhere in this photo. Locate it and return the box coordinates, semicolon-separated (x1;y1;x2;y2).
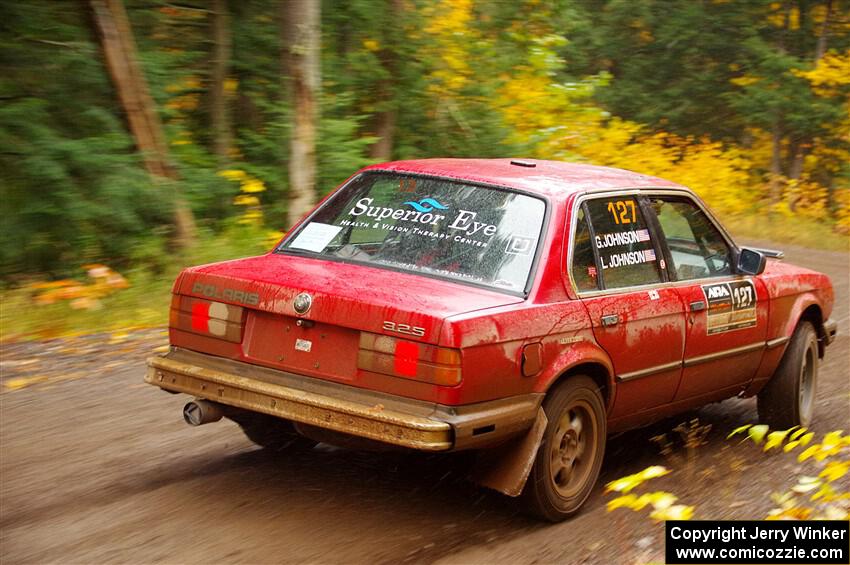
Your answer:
169;295;244;343
357;332;462;386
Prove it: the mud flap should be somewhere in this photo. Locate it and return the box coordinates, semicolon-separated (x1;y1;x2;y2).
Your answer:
470;407;547;497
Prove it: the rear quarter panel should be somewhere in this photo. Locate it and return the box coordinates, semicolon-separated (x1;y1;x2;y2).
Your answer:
441;300;611;406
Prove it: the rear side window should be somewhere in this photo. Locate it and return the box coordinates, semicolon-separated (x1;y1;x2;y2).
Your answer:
648;196;733;280
583;197;663;289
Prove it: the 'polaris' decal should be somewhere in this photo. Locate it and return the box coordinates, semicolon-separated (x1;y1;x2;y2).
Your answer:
701;280;757;335
192;282;259;306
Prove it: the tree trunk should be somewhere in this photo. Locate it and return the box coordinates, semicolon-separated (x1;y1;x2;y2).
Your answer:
367;0;403;161
90;0;196;247
789;143;806;181
210;0;232;165
282;0;320;228
369;108;397;161
815;0;832;61
769;121;784;204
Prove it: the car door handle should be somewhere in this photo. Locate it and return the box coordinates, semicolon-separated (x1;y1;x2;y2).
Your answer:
601;314;619;327
690;300;706;312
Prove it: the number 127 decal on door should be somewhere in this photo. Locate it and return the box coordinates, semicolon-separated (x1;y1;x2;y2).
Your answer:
701;280;758;335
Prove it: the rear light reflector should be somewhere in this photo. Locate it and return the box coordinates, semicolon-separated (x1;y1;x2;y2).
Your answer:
358;332;462;386
169;295;244;343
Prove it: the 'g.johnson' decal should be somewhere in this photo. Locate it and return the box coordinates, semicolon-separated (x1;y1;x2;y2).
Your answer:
701;280;757;335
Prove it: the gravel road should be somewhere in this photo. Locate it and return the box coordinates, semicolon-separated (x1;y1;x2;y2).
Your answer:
1;241;847;564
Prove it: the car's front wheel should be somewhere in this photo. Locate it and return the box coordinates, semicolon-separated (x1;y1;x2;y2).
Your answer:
758;321;818;428
522;375;606;522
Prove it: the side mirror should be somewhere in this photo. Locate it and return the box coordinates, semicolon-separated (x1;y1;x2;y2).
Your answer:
737;247;767;276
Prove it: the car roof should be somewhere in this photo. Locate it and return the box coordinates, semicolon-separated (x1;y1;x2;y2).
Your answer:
364;158;685;199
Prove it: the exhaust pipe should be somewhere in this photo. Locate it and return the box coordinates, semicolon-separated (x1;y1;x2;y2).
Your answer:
183;399;225;426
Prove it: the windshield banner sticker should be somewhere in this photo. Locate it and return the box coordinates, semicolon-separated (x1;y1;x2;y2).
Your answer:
701;280;757;334
346;197;503;245
289;222;343;252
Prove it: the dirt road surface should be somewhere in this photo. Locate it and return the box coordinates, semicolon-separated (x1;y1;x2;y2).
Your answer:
2;241;848;564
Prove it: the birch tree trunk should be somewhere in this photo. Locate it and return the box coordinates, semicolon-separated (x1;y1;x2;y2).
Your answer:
283;0;320;228
90;0;196;247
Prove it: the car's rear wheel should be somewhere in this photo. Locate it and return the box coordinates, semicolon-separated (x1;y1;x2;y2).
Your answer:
522;375;606;522
230;413;317;452
758;321;818;428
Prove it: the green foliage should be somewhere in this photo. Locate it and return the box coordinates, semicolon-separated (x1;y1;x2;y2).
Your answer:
0;2;173;277
1;0;847;290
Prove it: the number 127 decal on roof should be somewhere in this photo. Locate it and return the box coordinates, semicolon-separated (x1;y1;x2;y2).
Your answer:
701;280;757;335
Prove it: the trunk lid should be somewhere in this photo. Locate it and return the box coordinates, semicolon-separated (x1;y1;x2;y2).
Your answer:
175;253;522;381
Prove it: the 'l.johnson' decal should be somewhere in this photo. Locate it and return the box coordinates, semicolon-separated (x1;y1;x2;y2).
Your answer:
701;280;757;335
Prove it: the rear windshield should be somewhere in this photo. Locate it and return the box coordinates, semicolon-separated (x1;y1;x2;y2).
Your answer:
278;172;546;293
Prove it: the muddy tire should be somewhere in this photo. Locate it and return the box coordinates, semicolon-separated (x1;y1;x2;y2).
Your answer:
230;413;317;452
522;375;606;522
758;321;818;428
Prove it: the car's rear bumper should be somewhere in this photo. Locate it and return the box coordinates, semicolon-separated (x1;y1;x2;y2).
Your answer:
824;318;838;346
146;348;541;452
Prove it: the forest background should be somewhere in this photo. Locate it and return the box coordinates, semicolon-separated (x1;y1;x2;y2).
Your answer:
1;0;848;339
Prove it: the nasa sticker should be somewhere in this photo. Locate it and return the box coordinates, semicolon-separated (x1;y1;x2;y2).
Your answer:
701;280;757;335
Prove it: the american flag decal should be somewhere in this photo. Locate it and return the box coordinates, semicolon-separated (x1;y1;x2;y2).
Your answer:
644;248;657;261
636;229;650;242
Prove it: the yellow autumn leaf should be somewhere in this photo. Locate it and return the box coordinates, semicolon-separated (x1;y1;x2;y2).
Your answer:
748;424;769;445
646;491;678;510
727;424;751;439
784;440;801;452
730;75;761;87
218;169;246;181
4;375;49;391
820;461;849;482
799;444;821;462
791;476;822;493
240;179;266;193
764;429;792;451
798;432;815;446
605;466;670;494
650;504;694;521
223;77;239;93
607;494;638;511
265;230;285;247
233;194;260;206
821;430;845;450
767;507;812;520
